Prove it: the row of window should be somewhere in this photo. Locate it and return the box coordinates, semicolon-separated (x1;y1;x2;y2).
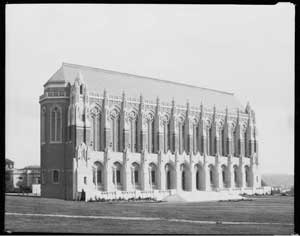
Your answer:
91;114;257;157
88;162;255;190
41;106;62;143
41;106;257;157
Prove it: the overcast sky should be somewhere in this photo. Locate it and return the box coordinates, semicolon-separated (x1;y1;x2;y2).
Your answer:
6;4;294;174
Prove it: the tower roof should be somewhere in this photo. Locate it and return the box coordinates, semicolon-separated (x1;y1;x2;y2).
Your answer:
45;62;243;110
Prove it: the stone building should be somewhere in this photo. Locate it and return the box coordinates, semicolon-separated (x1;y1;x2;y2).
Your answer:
5;159;40;192
5;159;14;192
39;63;262;201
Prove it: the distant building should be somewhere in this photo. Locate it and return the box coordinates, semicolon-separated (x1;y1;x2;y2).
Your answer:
5;159;14;192
39;63;262;201
5;160;40;192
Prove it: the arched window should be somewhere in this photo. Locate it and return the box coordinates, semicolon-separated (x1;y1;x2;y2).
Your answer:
165;163;173;190
209;165;214;187
50;106;62;142
196;170;200;190
41;107;46;144
93;162;103;187
245;166;250;187
149;163;157;187
113;162;122;190
180;164;187;191
91;112;101;151
221;165;227;187
132;162;140;189
233;165;238;187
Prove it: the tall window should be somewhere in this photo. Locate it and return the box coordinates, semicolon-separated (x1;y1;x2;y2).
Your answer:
208;127;213;155
147;119;154;153
53;170;59;183
149;163;157;187
91;113;101;151
132;162;140;186
116;170;121;184
151;170;155;184
209;165;214;186
163;122;168;153
41;107;46;144
111;115;120;152
152;119;155;153
129;118;137;152
194;125;199;154
233;130;237;156
178;121;184;154
200;135;204;155
221;129;225;156
167;122;171;152
244;131;247;157
206;128;210;155
50;106;62;142
233;166;238;187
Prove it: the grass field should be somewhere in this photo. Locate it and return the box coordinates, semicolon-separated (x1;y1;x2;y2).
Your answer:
5;195;294;234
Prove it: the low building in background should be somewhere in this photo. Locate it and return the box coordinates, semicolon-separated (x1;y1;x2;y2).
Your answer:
5;160;41;194
5;159;15;192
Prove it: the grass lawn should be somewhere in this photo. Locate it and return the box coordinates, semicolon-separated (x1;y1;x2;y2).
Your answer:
5;195;294;234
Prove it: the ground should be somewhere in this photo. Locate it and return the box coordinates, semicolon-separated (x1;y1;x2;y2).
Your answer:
5;195;294;234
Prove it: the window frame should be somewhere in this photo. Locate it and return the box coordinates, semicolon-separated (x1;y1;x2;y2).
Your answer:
50;105;63;144
52;169;60;184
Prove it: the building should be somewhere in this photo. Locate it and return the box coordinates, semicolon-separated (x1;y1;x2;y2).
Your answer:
39;62;262;201
5;159;14;192
5;161;40;193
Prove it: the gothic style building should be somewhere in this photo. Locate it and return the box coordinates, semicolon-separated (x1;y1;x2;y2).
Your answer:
39;63;262;201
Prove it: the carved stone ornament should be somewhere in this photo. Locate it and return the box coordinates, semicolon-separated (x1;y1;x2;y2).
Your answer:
77;142;87;161
90;105;101;116
110;109;119;119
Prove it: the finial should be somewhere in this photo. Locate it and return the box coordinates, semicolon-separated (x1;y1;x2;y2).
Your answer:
122;90;125;98
103;89;107;98
237;108;240;122
172;97;175;106
75;71;84;84
245;101;251;114
156;96;160;104
140;94;144;103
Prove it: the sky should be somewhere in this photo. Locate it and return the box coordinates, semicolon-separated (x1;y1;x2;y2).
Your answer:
6;4;294;174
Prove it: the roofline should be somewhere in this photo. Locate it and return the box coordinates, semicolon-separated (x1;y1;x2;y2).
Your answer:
62;62;235;96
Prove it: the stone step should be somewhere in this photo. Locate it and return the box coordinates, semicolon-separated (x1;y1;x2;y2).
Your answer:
162;191;245;202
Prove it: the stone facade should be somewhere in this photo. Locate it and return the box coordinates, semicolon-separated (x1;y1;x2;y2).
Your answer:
39;63;261;200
